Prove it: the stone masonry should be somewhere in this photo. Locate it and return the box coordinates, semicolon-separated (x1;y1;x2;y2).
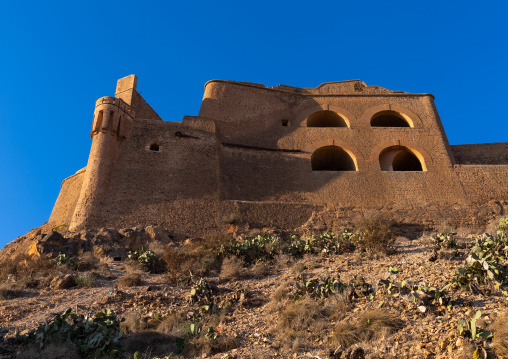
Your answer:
48;75;508;235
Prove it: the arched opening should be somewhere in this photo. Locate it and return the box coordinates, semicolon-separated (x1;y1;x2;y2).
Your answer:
307;110;348;127
379;146;424;171
150;143;160;151
311;146;356;171
371;111;410;127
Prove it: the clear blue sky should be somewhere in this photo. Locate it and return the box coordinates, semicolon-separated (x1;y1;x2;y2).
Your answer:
1;1;507;249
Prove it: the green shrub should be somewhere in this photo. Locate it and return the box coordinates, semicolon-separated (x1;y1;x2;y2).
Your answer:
498;217;508;235
219;233;281;264
453;233;508;294
432;229;458;250
128;246;164;273
294;274;345;299
16;308;125;358
187;278;213;305
74;272;96;288
53;253;76;267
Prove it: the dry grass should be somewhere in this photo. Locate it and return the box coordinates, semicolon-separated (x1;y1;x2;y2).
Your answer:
0;255;62;289
76;251;100;272
220;256;247;280
120;312;145;334
157;312;186;335
164;237;223;285
118;272;142;288
274;254;294;270
493;311;508;359
331;308;404;349
266;282;292;313
73;272;95;288
184;334;237;358
250;261;272;278
275;296;329;348
353;213;395;255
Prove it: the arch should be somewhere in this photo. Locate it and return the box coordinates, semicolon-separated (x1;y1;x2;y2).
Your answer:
311;146;357;171
296;104;356;128
379;146;425;171
307;110;348;127
371;110;410;127
359;104;423;128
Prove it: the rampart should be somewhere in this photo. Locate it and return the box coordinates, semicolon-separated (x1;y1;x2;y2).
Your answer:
48;75;508;235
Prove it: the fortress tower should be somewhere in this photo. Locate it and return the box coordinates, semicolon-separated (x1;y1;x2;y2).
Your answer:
48;75;508;234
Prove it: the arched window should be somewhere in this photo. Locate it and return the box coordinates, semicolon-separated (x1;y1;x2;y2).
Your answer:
311;146;356;171
371;111;410;127
379;146;424;171
307;110;348;127
150;143;160;151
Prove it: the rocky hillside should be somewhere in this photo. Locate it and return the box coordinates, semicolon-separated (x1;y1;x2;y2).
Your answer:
1;216;508;359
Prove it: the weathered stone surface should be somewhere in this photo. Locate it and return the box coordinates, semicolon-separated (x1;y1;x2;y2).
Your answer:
50;274;75;290
145;226;171;243
42;75;507;237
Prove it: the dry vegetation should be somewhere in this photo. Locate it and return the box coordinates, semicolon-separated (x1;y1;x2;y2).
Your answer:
1;217;508;358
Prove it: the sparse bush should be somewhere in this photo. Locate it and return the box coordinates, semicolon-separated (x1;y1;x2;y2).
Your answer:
118;272;142;288
76;252;100;272
331;309;403;349
157;312;186;335
353;213;395;255
251;260;272;278
187;278;213;305
275;296;328;348
432;229;458;250
0;255;61;289
74;272;95;288
53;253;77;267
220;256;247;280
128;246;165;274
164;238;223;285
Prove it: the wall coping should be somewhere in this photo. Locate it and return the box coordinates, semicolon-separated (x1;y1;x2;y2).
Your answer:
204;80;435;99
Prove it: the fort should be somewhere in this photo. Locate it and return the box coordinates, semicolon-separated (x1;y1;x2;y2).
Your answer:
48;75;508;236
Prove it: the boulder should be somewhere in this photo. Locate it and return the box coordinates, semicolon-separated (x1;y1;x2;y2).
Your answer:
50;274;76;290
145;226;171;243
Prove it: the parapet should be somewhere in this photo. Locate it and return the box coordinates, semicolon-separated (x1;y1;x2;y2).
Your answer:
204;79;434;98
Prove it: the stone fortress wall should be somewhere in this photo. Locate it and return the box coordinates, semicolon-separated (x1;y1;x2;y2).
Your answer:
48;75;508;235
